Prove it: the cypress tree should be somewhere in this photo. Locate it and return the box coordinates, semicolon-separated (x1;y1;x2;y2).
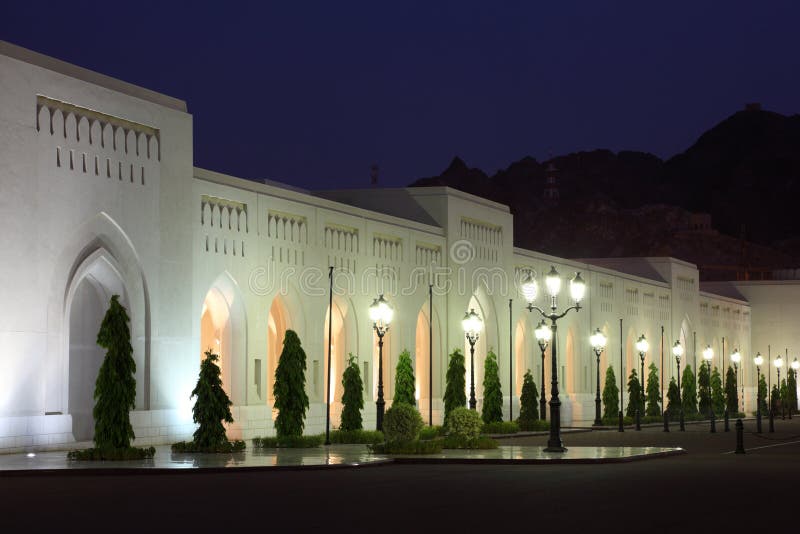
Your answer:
93;295;136;450
771;384;781;412
788;369;798;413
681;365;697;415
481;349;503;424
191;349;234;448
725;366;738;414
780;379;789;412
443;349;466;423
273;330;309;438
758;373;768;414
602;366;619;420
645;363;661;417
711;366;724;415
518;370;539;424
625;368;643;418
393;349;416;406
340;353;363;432
666;377;681;420
698;364;711;416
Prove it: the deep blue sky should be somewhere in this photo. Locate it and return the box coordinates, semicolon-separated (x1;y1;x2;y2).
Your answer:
3;1;799;189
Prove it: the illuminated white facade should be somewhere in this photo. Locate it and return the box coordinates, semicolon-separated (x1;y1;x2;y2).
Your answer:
2;40;790;452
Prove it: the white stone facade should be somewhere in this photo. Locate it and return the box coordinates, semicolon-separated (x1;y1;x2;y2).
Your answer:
0;41;776;452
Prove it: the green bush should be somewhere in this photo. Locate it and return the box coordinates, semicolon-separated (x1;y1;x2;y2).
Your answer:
191;349;234;449
758;374;768;414
252;435;324;448
393;349;416;406
681;365;697;415
67;446;155;461
602;366;619;419
171;440;245;453
666;377;681;420
517;419;549;431
273;330;309;439
328;429;384;444
481;350;503;424
626;368;644;417
444;407;483;442
340;353;364;432
443;349;466;423
698;363;712;415
370;439;444;454
418;425;444;440
481;421;519;434
518;370;539;425
725;366;738;413
93;295;137;451
442;435;498;449
383;402;423;443
711;366;724;414
645;363;661;417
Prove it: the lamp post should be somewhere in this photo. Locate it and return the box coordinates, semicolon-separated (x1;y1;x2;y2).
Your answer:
590;328;607;426
731;349;741;416
521;266;586;452
775;355;784;420
673;341;685;431
791;358;799;418
369;295;393;431
703;345;715;433
462;308;483;411
534;320;552;421
754;353;763;433
635;335;649;431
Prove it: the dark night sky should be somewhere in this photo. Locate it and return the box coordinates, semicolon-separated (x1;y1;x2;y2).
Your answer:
3;1;799;189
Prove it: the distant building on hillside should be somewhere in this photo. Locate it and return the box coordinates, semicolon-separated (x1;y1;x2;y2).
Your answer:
543;162;559;203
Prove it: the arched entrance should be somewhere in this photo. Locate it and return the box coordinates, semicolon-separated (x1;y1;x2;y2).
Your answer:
199;273;247;405
323;296;358;406
415;303;441;417
66;251;128;442
267;295;291;403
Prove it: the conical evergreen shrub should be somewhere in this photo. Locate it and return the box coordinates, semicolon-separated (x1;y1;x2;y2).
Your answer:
518;370;539;426
393;349;416;406
340;353;363;432
273;330;309;438
725;366;738;413
698;364;712;415
602;366;619;420
758;373;768;414
711;366;724;414
481;350;503;424
625;368;643;418
681;365;697;415
788;369;798;413
645;363;661;416
666;377;681;420
443;349;466;423
93;295;136;450
191;349;234;448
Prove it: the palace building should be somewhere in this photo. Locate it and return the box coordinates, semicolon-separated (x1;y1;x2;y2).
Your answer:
1;41;797;451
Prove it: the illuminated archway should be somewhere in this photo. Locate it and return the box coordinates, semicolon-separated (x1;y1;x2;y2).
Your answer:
200;273;246;405
66;250;128;442
463;292;498;404
267;295;292;403
323;296;358;407
415;303;442;416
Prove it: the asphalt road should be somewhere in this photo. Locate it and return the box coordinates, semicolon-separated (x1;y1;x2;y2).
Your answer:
3;417;798;532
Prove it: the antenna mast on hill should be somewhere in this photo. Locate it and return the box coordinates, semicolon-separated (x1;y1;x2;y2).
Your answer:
370;164;379;187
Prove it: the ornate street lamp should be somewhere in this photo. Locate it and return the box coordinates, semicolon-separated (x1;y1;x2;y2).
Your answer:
369;295;393;431
754;352;764;433
635;334;649;431
673;341;685;431
791;358;799;419
521;266;585;452
534;320;552;421
462;308;483;410
775;355;784;420
590;328;607;426
731;349;741;415
703;345;715;433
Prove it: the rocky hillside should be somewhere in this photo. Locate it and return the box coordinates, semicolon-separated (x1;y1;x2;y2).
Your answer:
409;107;800;279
